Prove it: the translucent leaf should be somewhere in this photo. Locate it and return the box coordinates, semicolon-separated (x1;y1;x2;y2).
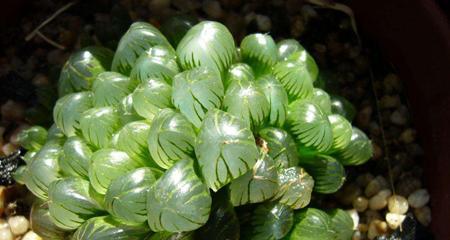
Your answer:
118;94;143;125
130;46;179;84
148;232;195;240
31;202;70;240
229;152;278;206
277;39;305;61
59;136;93;179
72;216;151;240
48;177;104;230
172;67;224;128
287;100;333;154
53;91;93;137
298;155;346;194
327;114;352;153
89;149;142;195
147;159;211;232
224;63;255;88
132;78;173;121
330;95;356;122
285;208;335;240
17;126;47;151
285;48;318;85
148;109;196;169
195;109;259;191
92;72;135;107
105;168;158;225
273;167;314;210
12;165;27;184
272;60;314;100
334;127;372;166
177;21;237;75
329;209;354;240
240;33;278;77
161;15;198;47
79;107;121;149
47;124;66;143
256;75;289;127
311;88;331;115
112;22;172;76
58;46;113;96
258;127;299;169
244;202;293;240
223;80;269;129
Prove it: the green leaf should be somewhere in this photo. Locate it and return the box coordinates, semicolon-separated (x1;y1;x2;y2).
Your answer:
79;107;121;149
277;39;305;61
334;127;373;166
48;177;104;230
59;136;93;179
31;202;70;240
329;209;354;240
161;15;198;47
105;167;158;225
330;95;356;122
47;124;66;143
172;67;224;128
273;60;314;100
285;208;335;240
118;94;143;125
89;149;142;195
132;78;173;121
298;155;346;194
273;167;314;210
58;46;113;96
195;109;259;191
22;151;37;165
148;109;196;169
147;159;211;232
148;232;195;240
240;34;278;76
229;152;278;206
92;72;135;107
224;63;255;88
177;21;237;75
223;80;269;129
244;202;293;240
72;216;151;240
256;75;289;127
287;100;333;154
327;114;352;153
53;91;93;137
17;126;48;151
311;88;331;115
258;127;299;169
285;48;319;85
112;22;172;76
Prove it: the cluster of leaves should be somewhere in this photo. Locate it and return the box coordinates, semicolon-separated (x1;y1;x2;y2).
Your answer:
15;19;373;240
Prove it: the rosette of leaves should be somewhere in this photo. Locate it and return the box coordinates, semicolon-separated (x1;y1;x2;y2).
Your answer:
92;71;135;107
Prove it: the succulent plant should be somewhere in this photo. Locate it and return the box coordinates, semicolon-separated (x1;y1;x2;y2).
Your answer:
17;19;373;239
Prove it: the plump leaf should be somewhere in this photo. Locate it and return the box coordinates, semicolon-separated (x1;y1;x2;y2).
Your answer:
311;88;331;115
148;232;195;240
240;34;278;76
12;165;27;184
287;100;333;154
105;168;158;225
244;202;293;240
47;124;66;143
273;167;314;210
112;22;171;76
223;80;269;129
132;78;173;121
130;45;179;84
256;75;289;127
273;60;314;100
177;21;237;75
148;109;196;169
195;109;259;191
48;177;104;230
147;159;211;232
277;39;305;61
224;63;255;88
89;149;142;195
229;152;278;206
161;15;198;47
58;46;113;96
284;46;319;85
327;114;352;153
172;67;224;128
298;155;346;194
79;107;121;149
329;209;354;240
31;202;70;240
92;72;135;107
258;127;299;169
285;208;335;240
17;126;47;151
334;127;373;166
118;94;143;125
53;91;93;137
330;95;356;122
72;216;151;240
59;136;93;179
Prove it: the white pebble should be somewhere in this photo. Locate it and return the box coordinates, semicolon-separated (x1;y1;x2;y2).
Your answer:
369;189;392;210
388;195;409;214
414;206;432;226
22;231;42;240
408;189;430;208
353;196;369;212
8;215;29;235
346;209;359;230
0;227;13;240
385;213;406;229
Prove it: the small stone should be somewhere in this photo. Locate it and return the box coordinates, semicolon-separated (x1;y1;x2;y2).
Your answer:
47;49;66;65
22;231;42;240
290;16;305;38
367;220;388;240
0;227;13;240
387;195;409;214
380;95;401;109
1;100;25;122
400;128;416;144
390;106;408;125
202;0;223;19
414;206;431;226
32;73;50;86
148;0;171;10
8;215;29;235
346;209;359;230
352;230;362;240
385;213;406;230
353;196;369;212
369;189;392;210
0;186;5;215
396;177;421;196
336;183;362;205
365;176;388;197
358;223;368;233
255;14;271;32
356;173;374;187
365;210;382;223
357;105;372;128
371;143;383;160
408;189;430;208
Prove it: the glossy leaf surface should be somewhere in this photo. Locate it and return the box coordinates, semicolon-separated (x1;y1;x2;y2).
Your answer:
330;95;356;122
273;60;314;100
286;208;335;240
335;127;373;166
256;75;289;127
259;127;299;169
79;107;121;149
327;114;352;153
161;15;198;47
118;93;143;125
53;91;93;137
240;34;278;76
311;88;331;115
224;63;254;88
244;202;293;240
273;167;314;210
132;78;173;120
329;209;354;240
92;72;135;107
17;126;47;151
31;202;70;240
299;155;346;194
277;39;305;61
59;136;93;179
